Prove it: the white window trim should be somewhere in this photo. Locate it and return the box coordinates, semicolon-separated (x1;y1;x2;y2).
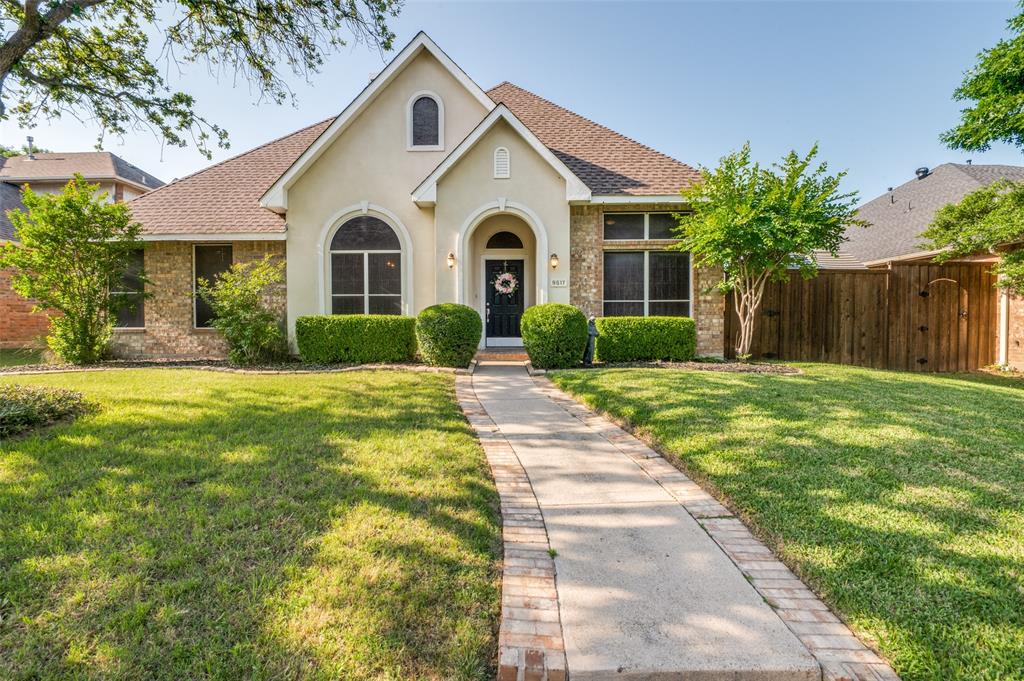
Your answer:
603;212;682;242
407;90;444;151
493;146;510;179
603;250;693;318
193;243;232;330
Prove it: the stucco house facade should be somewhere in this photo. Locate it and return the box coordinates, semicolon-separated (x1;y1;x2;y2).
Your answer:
122;32;724;359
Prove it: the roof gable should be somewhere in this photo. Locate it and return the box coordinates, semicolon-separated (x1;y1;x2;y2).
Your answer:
0;151;164;192
412;104;590;205
260;31;494;212
487;82;700;197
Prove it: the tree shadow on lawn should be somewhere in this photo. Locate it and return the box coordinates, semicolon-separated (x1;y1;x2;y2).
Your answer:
0;372;501;681
553;365;1024;680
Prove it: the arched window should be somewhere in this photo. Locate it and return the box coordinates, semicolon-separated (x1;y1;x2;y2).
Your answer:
493;147;510;179
486;231;524;249
408;93;442;149
329;215;402;315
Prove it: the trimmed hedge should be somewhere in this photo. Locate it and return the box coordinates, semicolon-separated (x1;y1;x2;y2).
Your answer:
295;315;417;364
0;384;95;438
594;316;696;363
520;303;588;370
416;304;482;367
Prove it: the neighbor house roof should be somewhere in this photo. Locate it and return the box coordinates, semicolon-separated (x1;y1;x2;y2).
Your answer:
841;163;1024;266
129;119;333;237
0;151;164;192
487;82;701;196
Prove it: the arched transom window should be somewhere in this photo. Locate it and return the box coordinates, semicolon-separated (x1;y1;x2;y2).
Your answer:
408;92;443;149
329;215;402;315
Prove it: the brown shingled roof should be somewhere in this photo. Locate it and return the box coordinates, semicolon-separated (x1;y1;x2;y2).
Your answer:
0;151;164;190
487;82;701;195
129;119;333;235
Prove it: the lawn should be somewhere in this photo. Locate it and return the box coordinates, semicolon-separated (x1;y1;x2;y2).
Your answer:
551;364;1024;681
0;348;44;367
0;369;500;680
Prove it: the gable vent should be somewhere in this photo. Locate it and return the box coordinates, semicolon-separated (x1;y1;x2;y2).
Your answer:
494;147;510;179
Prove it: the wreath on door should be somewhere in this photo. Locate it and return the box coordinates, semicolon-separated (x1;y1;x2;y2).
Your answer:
491;269;519;296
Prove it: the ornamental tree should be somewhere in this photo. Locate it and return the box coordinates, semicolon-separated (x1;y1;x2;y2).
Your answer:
0;174;145;363
942;2;1024;151
922;179;1024;292
0;0;399;157
675;143;863;358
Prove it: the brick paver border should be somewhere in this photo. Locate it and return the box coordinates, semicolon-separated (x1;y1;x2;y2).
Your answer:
456;374;567;681
532;375;901;681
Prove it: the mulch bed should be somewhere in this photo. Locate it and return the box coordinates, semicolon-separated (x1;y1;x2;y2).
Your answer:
593;360;800;375
0;358;456;376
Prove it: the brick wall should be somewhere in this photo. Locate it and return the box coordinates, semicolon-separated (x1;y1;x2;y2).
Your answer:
1007;292;1024;369
0;267;51;349
110;240;286;359
568;204;726;357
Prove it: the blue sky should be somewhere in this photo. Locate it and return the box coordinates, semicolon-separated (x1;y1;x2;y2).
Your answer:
1;1;1020;204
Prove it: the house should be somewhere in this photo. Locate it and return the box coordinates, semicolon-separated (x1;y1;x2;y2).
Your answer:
815;163;1024;369
122;32;725;359
0;151;164;349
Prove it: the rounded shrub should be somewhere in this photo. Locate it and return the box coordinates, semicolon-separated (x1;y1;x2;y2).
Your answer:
520;303;588;370
416;303;482;367
295;315;416;364
594;316;696;363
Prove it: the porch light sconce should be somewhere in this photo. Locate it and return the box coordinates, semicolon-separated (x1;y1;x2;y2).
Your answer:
446;252;456;269
549;253;560;269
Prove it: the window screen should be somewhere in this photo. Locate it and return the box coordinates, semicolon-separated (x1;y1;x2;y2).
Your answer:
113;248;145;328
603;213;644;240
194;244;232;327
412;96;439;146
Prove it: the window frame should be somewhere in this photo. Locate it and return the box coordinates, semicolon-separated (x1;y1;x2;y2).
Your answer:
603;212;681;241
406;90;444;152
112;247;146;329
193;243;233;329
602;249;693;318
328;218;403;315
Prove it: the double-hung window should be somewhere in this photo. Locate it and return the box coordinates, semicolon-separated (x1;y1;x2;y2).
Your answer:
603;212;691;317
329;215;403;315
194;244;233;327
113;248;145;328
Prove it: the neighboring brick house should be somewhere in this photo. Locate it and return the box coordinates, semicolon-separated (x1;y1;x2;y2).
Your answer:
0;151;164;349
122;32;726;359
817;163;1024;369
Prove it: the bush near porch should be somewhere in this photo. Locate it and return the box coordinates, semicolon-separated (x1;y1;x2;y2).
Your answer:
416;304;482;368
0;370;500;679
520;303;588;369
296;314;417;364
550;364;1024;681
594;317;696;363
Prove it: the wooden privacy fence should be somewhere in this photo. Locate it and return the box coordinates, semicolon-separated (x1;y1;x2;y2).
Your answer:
725;263;999;372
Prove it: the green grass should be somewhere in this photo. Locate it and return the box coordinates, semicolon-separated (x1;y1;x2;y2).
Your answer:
0;370;500;680
0;348;44;367
551;364;1024;681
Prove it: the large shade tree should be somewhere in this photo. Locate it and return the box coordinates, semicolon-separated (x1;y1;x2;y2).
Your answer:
942;2;1024;151
0;0;400;157
675;143;863;357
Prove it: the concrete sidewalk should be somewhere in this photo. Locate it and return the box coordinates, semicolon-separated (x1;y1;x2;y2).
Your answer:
472;361;821;681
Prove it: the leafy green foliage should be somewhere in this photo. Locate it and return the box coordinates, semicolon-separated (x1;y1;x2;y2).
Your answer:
415;303;482;368
923;179;1024;293
0;1;400;157
676;143;862;356
0;369;499;678
0;384;94;438
552;364;1024;681
0;175;145;364
520;303;588;369
0;143;51;157
942;3;1024;151
295;314;416;364
594;316;696;363
197;255;287;365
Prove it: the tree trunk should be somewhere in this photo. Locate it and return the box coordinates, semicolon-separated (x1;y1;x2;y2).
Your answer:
733;274;769;358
